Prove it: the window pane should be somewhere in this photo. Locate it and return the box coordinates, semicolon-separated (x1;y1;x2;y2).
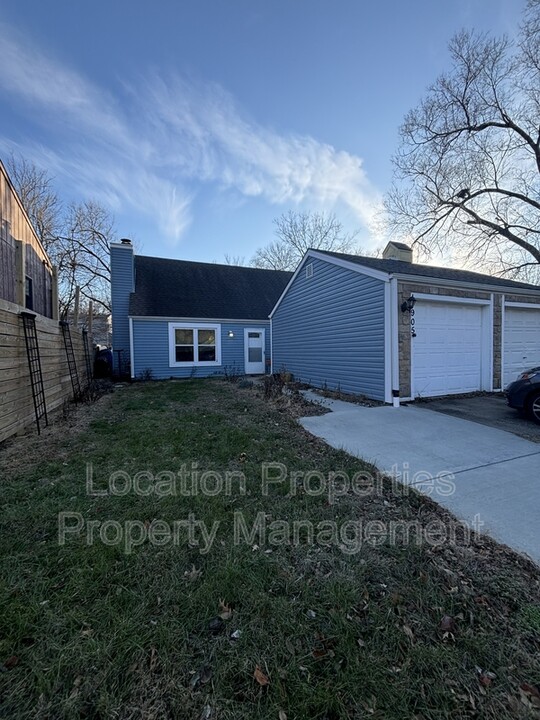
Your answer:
175;329;193;345
176;346;194;362
248;348;263;363
199;346;216;362
248;332;259;339
198;329;215;345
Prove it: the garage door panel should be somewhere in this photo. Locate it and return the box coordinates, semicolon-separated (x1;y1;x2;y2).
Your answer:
503;306;540;387
413;301;485;398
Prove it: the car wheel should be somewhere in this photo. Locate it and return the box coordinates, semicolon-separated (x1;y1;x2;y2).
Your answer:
528;391;540;424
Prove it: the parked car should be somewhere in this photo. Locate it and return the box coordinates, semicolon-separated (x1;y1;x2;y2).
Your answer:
507;367;540;423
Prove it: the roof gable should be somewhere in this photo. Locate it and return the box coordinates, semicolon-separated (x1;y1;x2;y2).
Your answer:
129;256;292;319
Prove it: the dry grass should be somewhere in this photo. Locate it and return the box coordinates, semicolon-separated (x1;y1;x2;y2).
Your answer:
0;379;539;719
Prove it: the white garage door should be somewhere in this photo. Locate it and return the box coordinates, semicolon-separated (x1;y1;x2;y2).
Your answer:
503;306;540;388
412;301;485;398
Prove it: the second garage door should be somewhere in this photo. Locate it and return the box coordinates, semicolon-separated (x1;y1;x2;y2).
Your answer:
412;300;487;398
503;305;540;387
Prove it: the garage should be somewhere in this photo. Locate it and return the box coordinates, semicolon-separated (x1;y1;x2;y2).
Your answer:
412;299;490;398
503;304;540;388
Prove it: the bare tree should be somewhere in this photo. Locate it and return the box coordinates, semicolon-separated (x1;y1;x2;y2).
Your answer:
386;0;540;282
59;201;114;315
223;253;246;266
251;210;360;271
7;154;115;314
6;152;61;250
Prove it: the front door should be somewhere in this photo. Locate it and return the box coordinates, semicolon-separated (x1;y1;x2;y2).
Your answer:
244;328;265;374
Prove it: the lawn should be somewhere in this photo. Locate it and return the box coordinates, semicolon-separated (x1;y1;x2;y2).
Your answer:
0;379;539;719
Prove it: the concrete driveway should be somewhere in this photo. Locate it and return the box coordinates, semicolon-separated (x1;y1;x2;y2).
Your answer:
300;392;540;565
420;393;540;443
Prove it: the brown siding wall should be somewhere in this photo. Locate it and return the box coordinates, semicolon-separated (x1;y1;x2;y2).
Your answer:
0;161;54;317
0;298;90;443
0;232;16;304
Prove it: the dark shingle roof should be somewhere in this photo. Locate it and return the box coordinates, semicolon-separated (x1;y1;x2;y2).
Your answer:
129;256;292;319
314;250;540;292
386;241;412;251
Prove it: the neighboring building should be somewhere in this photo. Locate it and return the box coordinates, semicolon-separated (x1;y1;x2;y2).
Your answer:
271;242;540;402
0;159;56;318
90;313;112;348
69;311;112;348
110;240;291;378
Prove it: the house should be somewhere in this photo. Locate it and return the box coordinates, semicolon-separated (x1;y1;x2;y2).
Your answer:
0;159;56;318
111;238;540;401
110;240;291;378
271;242;540;402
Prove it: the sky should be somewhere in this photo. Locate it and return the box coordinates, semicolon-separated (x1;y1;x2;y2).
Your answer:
0;0;525;264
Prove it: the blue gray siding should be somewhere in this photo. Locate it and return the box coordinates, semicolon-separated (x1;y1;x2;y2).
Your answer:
110;244;134;374
131;319;271;379
272;257;386;400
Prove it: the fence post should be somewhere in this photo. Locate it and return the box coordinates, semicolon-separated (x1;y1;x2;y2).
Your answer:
73;286;80;328
51;266;59;321
88;301;93;337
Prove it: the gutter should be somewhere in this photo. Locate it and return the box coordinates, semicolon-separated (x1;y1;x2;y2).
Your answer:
389;272;540;297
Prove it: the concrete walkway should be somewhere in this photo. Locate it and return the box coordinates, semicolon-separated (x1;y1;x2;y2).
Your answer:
300;392;540;565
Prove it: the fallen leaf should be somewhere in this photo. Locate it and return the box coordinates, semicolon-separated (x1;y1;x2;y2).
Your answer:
218;600;233;620
479;673;492;687
190;665;212;689
69;675;83;700
3;656;19;670
306;609;316;619
520;683;540;709
207;617;225;635
254;664;270;686
230;629;242;640
312;646;335;660
184;565;202;582
199;705;212;720
440;615;455;633
279;711;287;720
402;624;415;642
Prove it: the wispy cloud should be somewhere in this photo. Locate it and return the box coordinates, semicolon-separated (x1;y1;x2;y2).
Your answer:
0;22;382;244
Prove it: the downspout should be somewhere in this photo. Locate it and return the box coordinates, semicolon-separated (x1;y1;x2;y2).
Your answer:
129;317;135;379
390;277;400;407
269;316;273;375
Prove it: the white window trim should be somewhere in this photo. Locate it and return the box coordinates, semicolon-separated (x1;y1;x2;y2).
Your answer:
168;322;222;367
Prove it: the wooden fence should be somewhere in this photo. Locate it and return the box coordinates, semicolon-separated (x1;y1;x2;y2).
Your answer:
0;297;90;443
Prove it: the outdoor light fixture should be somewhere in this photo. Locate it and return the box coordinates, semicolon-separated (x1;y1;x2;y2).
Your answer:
401;295;416;313
228;330;234;338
